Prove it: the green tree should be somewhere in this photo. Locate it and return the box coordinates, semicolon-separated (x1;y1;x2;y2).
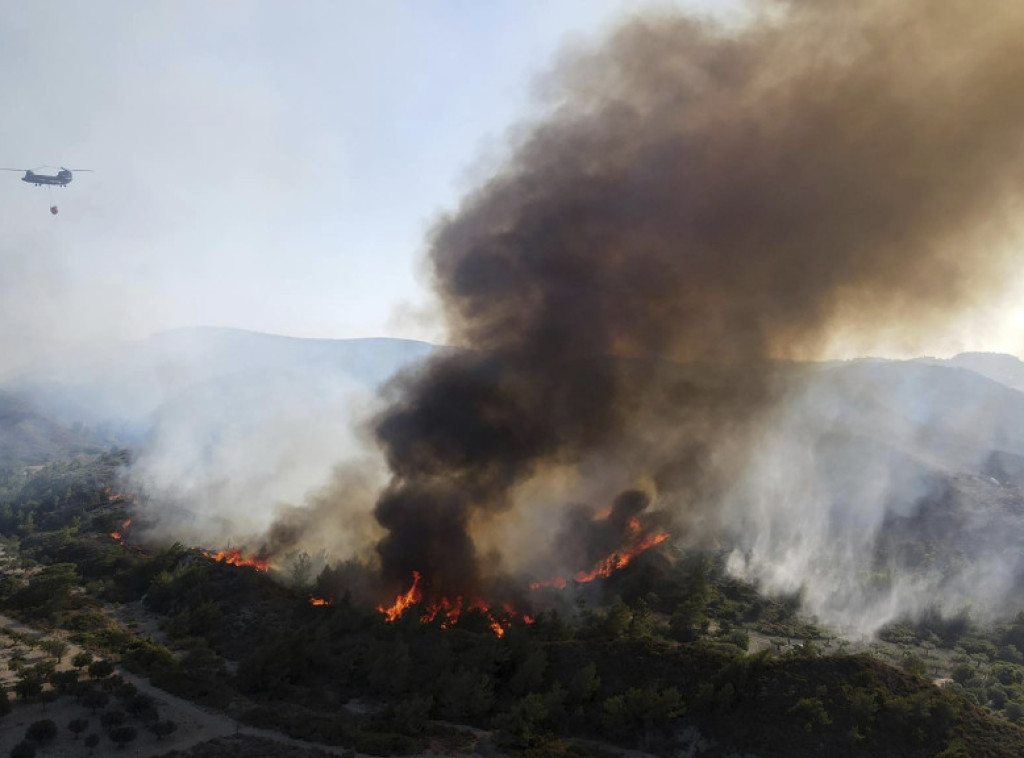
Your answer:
788;696;833;733
508;646;547;697
367;641;411;697
604;598;633;639
25;719;57;743
628;599;654;639
568;662;601;704
669;560;712;642
99;709;126;730
901;652;928;679
289;551;313;587
39;639;68;663
87;660;113;679
125;693;154;717
81;689;109;712
14;674;42;702
724;628;750;652
68;717;89;739
146;720;178;741
496;692;552;749
72;651;93;671
10;564;78;618
389;697;432;736
48;669;78;694
989;683;1008;709
603;686;685;750
108;725;136;749
9;741;35;758
437;670;494;720
848;687;878;731
84;733;100;750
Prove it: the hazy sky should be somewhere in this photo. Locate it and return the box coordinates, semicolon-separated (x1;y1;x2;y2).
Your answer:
1;0;1022;361
0;1;735;352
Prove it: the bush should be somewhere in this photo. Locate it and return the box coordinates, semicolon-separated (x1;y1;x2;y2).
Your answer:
68;716;89;739
108;725;137;748
81;689;109;711
147;720;178;740
25;719;57;743
87;659;114;679
99;709;125;730
9;741;35;758
72;651;94;670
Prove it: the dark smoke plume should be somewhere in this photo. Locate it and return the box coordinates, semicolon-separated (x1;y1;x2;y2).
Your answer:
373;0;1024;600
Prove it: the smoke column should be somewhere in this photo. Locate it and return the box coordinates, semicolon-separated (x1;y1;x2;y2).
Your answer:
373;0;1024;603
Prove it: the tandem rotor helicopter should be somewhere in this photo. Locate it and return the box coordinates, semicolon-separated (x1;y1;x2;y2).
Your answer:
1;165;93;215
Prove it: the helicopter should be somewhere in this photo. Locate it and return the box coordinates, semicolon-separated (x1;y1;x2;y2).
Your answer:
1;165;93;215
1;166;92;187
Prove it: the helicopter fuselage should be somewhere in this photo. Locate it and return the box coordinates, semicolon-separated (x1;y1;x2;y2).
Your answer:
22;170;72;187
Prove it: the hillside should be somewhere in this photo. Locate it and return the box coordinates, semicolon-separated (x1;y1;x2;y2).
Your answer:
0;390;98;465
1;456;1024;756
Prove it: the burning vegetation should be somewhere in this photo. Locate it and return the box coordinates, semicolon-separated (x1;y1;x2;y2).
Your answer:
375;490;668;634
109;518;131;543
199;549;270;573
376;570;534;638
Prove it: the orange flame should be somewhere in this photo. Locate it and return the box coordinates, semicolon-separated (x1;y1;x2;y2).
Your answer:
530;531;670;590
109;518;132;542
378;570;424;622
201;548;270;572
309;596;330;607
378;573;525;637
374;529;670;634
105;489;137;504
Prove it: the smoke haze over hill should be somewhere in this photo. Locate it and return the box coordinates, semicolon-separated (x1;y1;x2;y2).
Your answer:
364;0;1024;628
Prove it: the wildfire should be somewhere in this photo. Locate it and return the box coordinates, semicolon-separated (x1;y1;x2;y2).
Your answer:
309;596;331;607
530;530;670;590
109;518;131;543
378;570;424;622
105;488;137;504
200;549;270;572
377;572;533;638
376;518;668;636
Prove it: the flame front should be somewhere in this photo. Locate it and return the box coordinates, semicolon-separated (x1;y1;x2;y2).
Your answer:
377;572;532;637
200;548;270;572
110;518;131;542
309;596;330;607
376;523;669;634
105;489;137;504
378;570;424;622
530;530;670;590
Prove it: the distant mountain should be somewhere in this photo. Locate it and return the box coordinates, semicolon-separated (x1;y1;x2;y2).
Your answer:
805;359;1024;472
6;326;439;435
0;389;97;465
916;352;1024;394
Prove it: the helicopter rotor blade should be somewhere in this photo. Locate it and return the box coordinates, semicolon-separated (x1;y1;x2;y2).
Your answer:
0;168;27;171
63;168;94;172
